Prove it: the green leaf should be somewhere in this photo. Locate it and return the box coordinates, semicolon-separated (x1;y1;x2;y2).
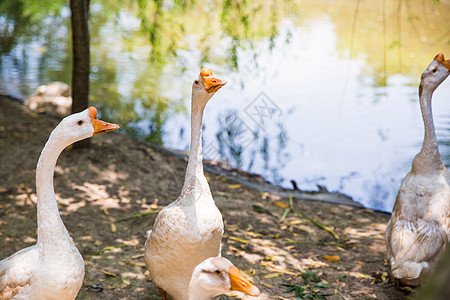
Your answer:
283;287;296;293
295;284;304;297
300;272;321;283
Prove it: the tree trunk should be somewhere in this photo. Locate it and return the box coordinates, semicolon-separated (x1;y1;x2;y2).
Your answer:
70;0;90;148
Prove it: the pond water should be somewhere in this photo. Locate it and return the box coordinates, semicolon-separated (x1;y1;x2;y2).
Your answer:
1;0;450;212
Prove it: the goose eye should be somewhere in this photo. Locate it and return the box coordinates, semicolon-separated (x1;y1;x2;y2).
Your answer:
77;120;84;126
432;68;437;73
214;270;222;275
194;80;199;84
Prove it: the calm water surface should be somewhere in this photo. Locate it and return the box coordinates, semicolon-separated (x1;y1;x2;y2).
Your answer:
1;0;450;211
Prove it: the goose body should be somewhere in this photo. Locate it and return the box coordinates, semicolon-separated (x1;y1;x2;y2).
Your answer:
0;107;119;299
385;53;450;286
188;257;260;300
145;68;227;300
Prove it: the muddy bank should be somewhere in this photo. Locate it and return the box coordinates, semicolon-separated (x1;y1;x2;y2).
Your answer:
0;96;405;299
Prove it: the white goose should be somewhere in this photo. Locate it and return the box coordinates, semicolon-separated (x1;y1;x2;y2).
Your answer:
145;67;227;300
0;107;119;299
188;257;260;300
385;53;450;286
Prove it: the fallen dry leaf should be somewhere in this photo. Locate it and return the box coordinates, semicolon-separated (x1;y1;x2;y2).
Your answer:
226;224;240;231
122;279;131;286
274;201;289;208
288;219;303;225
323;255;340;262
102;269;117;277
228;236;248;244
227;184;242;189
381;272;388;283
263;273;281;279
349;272;375;280
261;282;273;289
241;230;263;237
123;260;146;267
349;288;374;295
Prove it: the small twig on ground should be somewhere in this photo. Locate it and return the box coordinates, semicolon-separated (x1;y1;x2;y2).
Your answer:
281;240;348;247
298;212;340;240
288;193;295;212
123;260;146;267
228;236;249;244
116;209;156;222
99;243;130;255
279;193;296;223
252;204;275;216
291;194;339;240
337;290;350;300
279;208;290;223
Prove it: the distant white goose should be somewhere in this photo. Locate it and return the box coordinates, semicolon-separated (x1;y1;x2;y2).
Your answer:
188;257;260;300
0;107;119;299
385;53;450;286
145;67;227;300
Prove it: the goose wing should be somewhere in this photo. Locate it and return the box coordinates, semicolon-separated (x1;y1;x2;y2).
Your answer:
0;246;37;298
389;219;447;270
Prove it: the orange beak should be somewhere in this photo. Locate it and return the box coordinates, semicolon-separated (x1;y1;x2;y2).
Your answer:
200;67;227;93
88;106;120;136
434;53;450;71
228;266;260;297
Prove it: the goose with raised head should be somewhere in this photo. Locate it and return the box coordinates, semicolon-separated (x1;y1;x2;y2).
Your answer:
188;257;260;300
144;67;227;300
385;53;450;286
0;107;119;299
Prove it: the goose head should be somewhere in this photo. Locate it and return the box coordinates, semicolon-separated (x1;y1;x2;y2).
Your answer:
51;106;119;145
420;53;450;96
189;257;260;299
192;67;227;106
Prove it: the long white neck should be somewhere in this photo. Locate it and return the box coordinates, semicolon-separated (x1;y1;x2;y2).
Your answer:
180;99;211;197
36;133;72;248
412;85;446;174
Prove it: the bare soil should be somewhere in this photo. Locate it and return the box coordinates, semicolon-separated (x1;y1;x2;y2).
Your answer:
0;97;409;299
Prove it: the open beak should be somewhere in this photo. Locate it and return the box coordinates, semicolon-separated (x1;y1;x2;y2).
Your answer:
88;106;120;136
200;67;227;93
434;53;450;71
228;266;261;297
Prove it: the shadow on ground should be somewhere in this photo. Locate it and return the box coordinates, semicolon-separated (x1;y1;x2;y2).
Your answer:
0;97;407;299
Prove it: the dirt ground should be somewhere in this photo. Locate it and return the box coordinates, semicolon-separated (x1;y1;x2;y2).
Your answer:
0;96;410;299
